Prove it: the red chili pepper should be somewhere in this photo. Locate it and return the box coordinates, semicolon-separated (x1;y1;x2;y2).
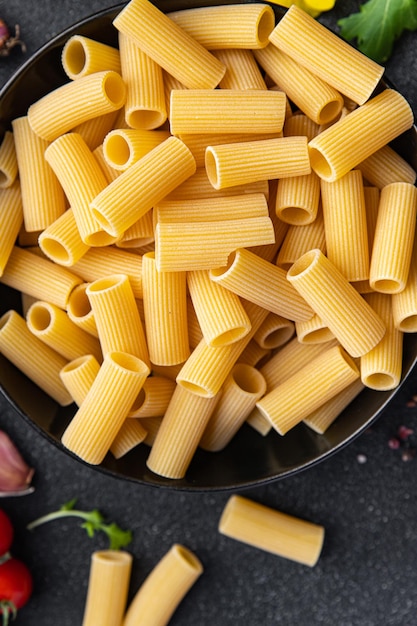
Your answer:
0;556;33;626
0;20;26;57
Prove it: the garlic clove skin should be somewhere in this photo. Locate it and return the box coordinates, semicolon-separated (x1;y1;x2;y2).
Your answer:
0;431;35;496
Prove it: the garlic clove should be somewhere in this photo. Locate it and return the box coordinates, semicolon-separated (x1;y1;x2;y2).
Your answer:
0;431;35;496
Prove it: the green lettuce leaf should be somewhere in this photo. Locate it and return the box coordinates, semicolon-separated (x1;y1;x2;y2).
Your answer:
338;0;417;63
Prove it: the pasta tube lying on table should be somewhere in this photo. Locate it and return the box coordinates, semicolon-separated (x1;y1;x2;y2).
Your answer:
123;544;203;626
82;550;132;626
219;495;325;567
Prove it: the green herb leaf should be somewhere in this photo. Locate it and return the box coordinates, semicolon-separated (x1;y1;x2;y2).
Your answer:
338;0;417;63
27;499;132;550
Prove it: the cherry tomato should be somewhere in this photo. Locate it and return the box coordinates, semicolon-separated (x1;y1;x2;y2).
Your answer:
0;557;33;625
0;512;13;557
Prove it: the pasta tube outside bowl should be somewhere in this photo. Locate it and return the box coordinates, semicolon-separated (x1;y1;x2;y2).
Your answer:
0;0;417;491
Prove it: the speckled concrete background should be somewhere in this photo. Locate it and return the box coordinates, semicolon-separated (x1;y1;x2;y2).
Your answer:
1;2;417;625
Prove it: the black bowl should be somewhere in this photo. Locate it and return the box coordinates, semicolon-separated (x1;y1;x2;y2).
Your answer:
1;1;417;490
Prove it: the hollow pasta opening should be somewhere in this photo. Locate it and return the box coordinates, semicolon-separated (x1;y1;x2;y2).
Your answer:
232;363;264;395
39;237;71;265
87;274;125;293
205;148;220;189
105;134;131;167
211;326;248;347
287;249;320;278
308;146;334;181
371;278;402;293
103;72;126;107
173;544;203;572
63;355;93;375
398;315;417;332
279;205;313;225
261;325;294;349
318;100;343;126
63;39;87;77
28;304;52;332
300;328;334;344
177;379;211;397
67;286;92;319
363;372;397;391
257;9;276;46
127;109;165;131
109;351;148;373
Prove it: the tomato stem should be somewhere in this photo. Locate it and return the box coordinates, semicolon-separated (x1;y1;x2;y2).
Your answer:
0;601;17;626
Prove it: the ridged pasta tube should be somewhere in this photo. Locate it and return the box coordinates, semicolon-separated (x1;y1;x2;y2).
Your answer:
123;544;203;626
219;495;325;567
287;249;386;357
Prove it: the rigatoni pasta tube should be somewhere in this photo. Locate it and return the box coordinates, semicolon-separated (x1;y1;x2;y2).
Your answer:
320;170;369;282
369;182;417;294
113;0;225;89
219;495;325;567
308;89;414;182
60;354;101;406
12;116;66;232
168;3;274;49
103;129;170;170
275;207;326;270
155;216;275;272
0;246;82;310
27;70;126;142
0;310;72;406
90;136;196;238
38;208;90;267
256;344;359;435
128;375;176;418
361;293;403;391
210;248;313;322
154;192;269;224
275;171;321;226
0;131;18;188
26;301;102;363
187;270;251;347
254;44;343;125
62;351;150;464
177;301;269;398
0;182;23;276
71;247;143;299
86;274;150;366
118;32;167;130
357;145;417;189
146;384;220;479
253;313;294;350
82;550;132;626
392;241;417;332
295;313;335;345
142;252;190;366
287;249;386;357
123;544;203;626
200;363;266;451
215;48;267;91
62;35;121;79
67;283;98;337
205;136;310;190
268;4;383;105
303;378;365;435
170;89;286;135
44;133;117;247
164;167;269;201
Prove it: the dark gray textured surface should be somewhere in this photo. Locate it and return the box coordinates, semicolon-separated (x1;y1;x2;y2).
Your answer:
1;1;417;624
